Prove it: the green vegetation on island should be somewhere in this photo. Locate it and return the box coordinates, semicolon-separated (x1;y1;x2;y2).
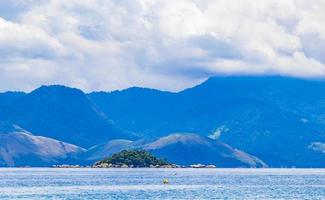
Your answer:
93;150;177;168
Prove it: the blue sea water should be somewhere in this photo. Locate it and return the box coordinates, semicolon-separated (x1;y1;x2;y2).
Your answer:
0;168;324;199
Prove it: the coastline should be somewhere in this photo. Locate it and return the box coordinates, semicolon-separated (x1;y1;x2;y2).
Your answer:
1;166;324;169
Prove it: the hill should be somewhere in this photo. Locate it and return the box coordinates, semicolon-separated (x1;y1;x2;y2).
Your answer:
86;133;267;168
1;76;325;167
0;122;84;167
95;150;170;168
88;87;175;137
1;85;131;148
88;76;325;167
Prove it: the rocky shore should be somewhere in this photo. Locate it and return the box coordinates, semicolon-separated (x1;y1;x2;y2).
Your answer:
52;163;216;168
92;163;181;168
52;150;217;169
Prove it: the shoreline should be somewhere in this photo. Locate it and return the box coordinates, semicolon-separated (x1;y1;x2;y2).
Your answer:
1;167;324;169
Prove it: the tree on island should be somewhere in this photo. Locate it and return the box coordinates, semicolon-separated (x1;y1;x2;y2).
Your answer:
95;150;171;168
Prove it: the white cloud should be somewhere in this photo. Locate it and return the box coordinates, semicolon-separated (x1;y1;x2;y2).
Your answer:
0;0;325;92
0;17;66;58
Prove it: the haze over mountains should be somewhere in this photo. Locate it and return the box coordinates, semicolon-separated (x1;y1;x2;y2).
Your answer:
0;76;325;167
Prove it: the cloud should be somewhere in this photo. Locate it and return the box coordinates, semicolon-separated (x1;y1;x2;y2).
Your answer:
0;17;65;59
0;0;325;92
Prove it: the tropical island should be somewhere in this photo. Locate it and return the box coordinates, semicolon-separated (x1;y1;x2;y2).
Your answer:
91;150;218;168
93;150;174;168
93;150;179;168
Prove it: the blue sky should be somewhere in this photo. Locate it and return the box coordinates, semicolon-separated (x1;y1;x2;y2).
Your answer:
0;0;325;92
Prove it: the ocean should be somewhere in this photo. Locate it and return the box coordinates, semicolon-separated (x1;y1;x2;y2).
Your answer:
0;168;324;199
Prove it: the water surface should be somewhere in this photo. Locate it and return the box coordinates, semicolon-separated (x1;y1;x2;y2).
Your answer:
0;168;324;199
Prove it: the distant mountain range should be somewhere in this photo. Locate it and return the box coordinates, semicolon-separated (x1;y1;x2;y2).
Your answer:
0;122;265;167
85;133;267;168
0;122;84;167
0;85;131;148
1;76;325;167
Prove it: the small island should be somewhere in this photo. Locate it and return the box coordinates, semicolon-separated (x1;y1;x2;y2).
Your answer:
51;149;217;168
93;150;180;168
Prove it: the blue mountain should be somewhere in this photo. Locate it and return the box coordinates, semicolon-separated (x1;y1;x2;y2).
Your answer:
0;85;131;148
0;121;84;167
89;76;325;167
1;76;325;167
84;133;267;168
0;91;26;119
88;87;175;137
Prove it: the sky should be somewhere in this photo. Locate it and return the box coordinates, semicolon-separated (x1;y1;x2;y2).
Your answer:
0;0;325;92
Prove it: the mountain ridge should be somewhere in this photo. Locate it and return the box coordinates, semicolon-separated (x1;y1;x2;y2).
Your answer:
84;133;267;168
0;122;85;167
1;85;132;148
1;76;325;167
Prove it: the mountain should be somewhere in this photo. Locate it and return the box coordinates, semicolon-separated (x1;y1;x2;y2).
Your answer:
1;76;325;167
88;87;175;137
85;133;267;168
1;85;131;148
84;139;134;161
89;76;325;167
0;122;84;167
0;92;26;119
0;92;26;108
143;133;267;168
